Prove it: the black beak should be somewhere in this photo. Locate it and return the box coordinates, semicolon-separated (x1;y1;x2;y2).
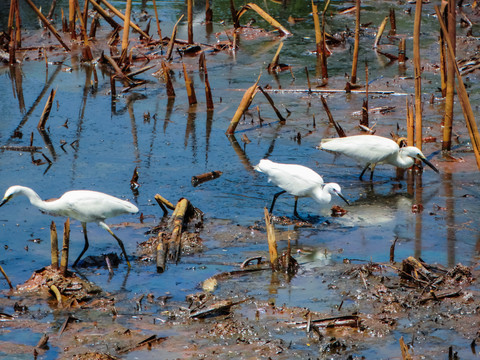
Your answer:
420;156;439;174
334;190;350;206
0;199;8;207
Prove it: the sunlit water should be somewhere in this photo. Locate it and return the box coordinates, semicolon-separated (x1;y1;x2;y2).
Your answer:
1;0;480;358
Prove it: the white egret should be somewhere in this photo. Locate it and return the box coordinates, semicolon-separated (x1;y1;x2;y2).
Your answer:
0;185;139;267
255;159;349;218
318;135;439;180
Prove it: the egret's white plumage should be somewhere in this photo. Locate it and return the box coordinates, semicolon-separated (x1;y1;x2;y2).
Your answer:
0;185;138;267
318;135;439;180
255;159;349;218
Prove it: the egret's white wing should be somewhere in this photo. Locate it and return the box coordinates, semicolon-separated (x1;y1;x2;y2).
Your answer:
320;135;399;165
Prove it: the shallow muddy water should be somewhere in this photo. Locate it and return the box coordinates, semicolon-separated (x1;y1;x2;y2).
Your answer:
1;0;480;358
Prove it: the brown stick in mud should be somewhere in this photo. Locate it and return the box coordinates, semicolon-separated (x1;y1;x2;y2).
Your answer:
264;208;278;268
166;14;184;61
188;0;193;44
169;198;190;264
413;0;422;151
89;0;121;30
0;265;13;289
350;0;360;84
37;88;56;130
183;63;197;106
258;86;286;123
443;0;456;151
156;232;168;273
435;6;480;168
191;171;223;187
152;0;162;40
60;218;70;276
120;0;133;64
51;221;59;269
226;75;260;134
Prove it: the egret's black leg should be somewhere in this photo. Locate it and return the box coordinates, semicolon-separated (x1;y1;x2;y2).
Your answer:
269;190;286;214
359;164;370;181
369;164;376;181
293;197;300;219
100;222;131;268
73;222;89;267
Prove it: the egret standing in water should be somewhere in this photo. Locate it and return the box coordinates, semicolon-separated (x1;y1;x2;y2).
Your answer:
255;159;349;218
0;185;139;267
318;135;439;180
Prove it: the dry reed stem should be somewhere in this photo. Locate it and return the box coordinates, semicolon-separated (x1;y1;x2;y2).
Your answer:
89;0;120;29
74;0;89;44
183;63;197;106
50;221;59;269
24;0;71;51
237;3;291;36
264;208;278;268
170;198;189;264
69;0;76;38
258;86;286;123
37;88;56;130
205;0;213;23
398;38;406;64
319;0;330;80
155;194;175;210
60;218;70;276
399;336;413;360
321;95;346;137
161;61;176;97
413;0;422;151
0;265;13;289
305;66;311;92
361;61;369;127
201;54;214;110
50;285;63;307
373;16;388;48
406;97;414;146
389;8;396;36
156;233;168;273
443;0;456;150
225;74;261;134
98;0;150;39
436;6;480;168
267;41;283;72
188;0;193;44
152;0;162;40
166;14;184;60
120;0;132;64
350;0;360;84
311;0;321;55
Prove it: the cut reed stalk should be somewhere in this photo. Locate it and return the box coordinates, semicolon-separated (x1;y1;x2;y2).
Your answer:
152;0;162;40
183;63;197;106
435;5;480;168
373;16;388;49
200;54;214;110
237;3;291;36
156;233;168;273
24;0;71;51
264;208;278;268
170;198;189;264
398;38;406;64
188;0;193;44
154;194;176;210
166;14;184;60
50;221;59;269
413;0;422;150
389;8;396;36
225;75;260;134
14;0;21;48
60;218;70;276
443;0;456;151
120;0;132;64
350;0;360;84
69;0;76;39
258;86;286;123
319;0;330;80
406;96;414;146
312;0;321;56
38;88;56;130
162;61;176;97
305;66;311;93
205;0;213;23
50;285;62;307
0;265;13;290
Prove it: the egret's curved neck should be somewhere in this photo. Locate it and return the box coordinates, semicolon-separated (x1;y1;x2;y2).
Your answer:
394;149;415;168
312;186;331;204
16;186;49;212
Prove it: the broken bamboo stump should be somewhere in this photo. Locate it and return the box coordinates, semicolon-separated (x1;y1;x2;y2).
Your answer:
60;218;70;276
169;198;190;264
50;221;59;269
191;171;223;187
